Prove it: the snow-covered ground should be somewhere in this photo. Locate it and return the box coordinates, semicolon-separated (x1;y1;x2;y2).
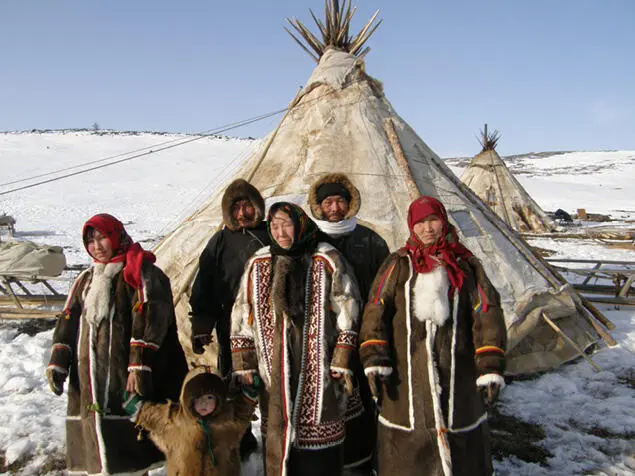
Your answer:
1;132;633;475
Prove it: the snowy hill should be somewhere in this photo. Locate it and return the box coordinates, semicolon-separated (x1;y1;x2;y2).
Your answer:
0;131;634;475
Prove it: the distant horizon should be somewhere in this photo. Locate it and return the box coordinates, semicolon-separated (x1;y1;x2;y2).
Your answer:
2;127;632;159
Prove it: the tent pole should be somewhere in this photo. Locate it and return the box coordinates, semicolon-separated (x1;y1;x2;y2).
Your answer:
542;312;601;372
383;118;420;201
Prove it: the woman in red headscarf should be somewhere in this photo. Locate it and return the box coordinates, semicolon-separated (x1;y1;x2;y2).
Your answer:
46;213;187;475
359;197;507;476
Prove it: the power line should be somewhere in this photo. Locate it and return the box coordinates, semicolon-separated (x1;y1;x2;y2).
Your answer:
0;109;286;197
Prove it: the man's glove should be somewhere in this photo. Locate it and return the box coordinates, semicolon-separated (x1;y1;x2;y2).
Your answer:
476;374;505;407
192;333;213;354
46;367;67;396
122;391;143;421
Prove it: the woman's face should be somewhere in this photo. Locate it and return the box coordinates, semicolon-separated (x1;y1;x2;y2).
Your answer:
85;229;114;262
270;210;295;249
194;393;217;417
413;215;444;246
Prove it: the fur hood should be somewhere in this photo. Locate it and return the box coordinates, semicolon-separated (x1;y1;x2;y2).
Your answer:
221;179;265;230
308;173;361;220
180;366;227;419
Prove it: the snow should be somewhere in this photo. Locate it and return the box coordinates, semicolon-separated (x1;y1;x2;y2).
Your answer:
1;132;633;475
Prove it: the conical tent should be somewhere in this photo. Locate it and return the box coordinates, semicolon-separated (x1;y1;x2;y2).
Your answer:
461;126;554;233
155;2;609;375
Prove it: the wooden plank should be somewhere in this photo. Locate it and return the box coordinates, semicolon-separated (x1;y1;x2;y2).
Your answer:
542;312;601;372
1;278;24;309
583;296;635;306
546;258;635;266
0;309;59;319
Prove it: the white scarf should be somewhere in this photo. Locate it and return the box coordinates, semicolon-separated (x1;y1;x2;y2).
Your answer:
412;266;450;326
315;216;358;237
84;262;124;327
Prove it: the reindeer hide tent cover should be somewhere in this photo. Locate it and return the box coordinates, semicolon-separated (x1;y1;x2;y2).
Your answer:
154;10;603;376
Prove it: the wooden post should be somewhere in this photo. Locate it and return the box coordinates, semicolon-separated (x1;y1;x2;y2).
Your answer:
542;312;601;372
383;117;420;201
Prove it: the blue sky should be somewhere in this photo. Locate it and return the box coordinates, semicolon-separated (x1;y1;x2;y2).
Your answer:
2;0;633;157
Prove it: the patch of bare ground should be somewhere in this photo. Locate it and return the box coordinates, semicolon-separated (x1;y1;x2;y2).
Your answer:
0;450;30;473
40;452;66;474
0;450;66;474
489;405;552;465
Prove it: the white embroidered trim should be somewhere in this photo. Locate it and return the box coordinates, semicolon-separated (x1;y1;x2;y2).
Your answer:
364;366;393;377
450;413;489;434
476;373;506;389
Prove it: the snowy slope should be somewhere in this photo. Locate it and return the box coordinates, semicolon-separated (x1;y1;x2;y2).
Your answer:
0;132;633;475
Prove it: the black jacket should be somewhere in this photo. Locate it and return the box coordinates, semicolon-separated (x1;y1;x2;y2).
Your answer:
189;223;270;373
328;224;390;303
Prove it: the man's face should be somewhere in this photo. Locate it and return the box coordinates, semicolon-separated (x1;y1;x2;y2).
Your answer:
320;195;350;223
231;199;256;228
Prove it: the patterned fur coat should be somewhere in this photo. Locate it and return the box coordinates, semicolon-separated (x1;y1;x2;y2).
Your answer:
47;262;187;475
230;242;360;476
360;251;507;476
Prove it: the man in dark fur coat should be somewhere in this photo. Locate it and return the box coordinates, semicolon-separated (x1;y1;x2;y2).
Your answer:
308;173;390;472
189;178;270;457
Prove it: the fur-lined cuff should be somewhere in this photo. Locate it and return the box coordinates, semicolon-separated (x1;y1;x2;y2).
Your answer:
231;335;258;372
330;331;357;371
475;345;505;376
476;373;506;389
330;366;354;376
49;343;72;372
129;339;159;372
364;366;393;377
359;339;391;370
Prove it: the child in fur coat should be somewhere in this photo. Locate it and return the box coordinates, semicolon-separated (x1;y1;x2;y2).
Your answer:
123;366;257;476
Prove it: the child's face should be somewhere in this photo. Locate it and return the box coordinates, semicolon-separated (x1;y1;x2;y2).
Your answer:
194;393;217;417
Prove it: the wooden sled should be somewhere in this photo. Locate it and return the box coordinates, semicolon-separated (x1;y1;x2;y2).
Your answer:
0;266;85;319
546;258;635;306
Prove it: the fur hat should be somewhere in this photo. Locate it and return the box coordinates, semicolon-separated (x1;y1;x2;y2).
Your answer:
308;173;361;220
221;179;266;230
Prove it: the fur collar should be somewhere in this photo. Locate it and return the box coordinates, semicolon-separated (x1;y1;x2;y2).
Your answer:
411;266;450;326
308;173;361;220
84;262;124;327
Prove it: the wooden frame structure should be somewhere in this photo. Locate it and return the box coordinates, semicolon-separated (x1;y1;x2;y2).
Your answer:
546;258;635;306
0;265;85;319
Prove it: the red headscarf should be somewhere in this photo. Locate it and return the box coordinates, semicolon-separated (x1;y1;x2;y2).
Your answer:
402;196;473;291
82;213;156;292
